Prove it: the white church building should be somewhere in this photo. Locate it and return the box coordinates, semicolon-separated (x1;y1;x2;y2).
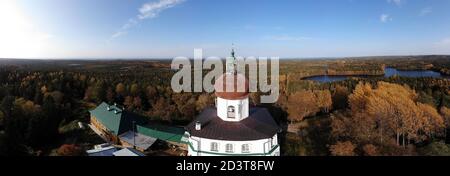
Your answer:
185;48;281;156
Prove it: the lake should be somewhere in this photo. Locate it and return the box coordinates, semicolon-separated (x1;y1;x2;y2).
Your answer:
304;67;448;83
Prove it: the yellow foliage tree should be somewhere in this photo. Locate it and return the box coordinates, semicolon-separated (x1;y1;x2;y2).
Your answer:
314;90;332;113
330;141;356;156
287;90;319;122
115;83;126;96
335;81;445;150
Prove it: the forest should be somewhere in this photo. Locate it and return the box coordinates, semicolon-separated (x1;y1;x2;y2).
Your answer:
0;55;449;156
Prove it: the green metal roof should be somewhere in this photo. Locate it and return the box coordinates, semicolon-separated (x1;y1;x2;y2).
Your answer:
89;102;122;135
89;102;188;144
89;102;146;135
136;124;188;144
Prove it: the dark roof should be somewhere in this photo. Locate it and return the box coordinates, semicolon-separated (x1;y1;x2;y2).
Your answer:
186;107;280;141
89;102;147;135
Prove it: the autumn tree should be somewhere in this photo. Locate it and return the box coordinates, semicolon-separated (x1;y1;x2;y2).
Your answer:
95;81;107;102
440;106;450;140
348;82;372;114
179;97;197;121
332;85;350;110
83;86;98;102
418;141;450;156
0;96;14;126
115;83;126;96
417;103;444;139
150;97;177;121
40;86;48;94
133;96;142;110
130;83;139;96
46;91;64;105
286;90;319;123
150;97;165;119
145;85;158;104
441;107;450;128
314;90;332;113
362;144;379;156
41;96;62;142
195;93;214;112
330;141;356;156
106;87;115;103
282;133;304;156
349;82;421;146
33;87;43;105
333;81;446;155
57;144;84;156
123;96;134;110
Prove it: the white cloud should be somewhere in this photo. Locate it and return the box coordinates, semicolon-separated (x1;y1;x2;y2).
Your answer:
263;35;311;41
109;0;185;41
110;18;138;41
387;0;404;6
111;31;127;39
436;38;450;46
380;14;392;23
433;38;450;54
138;0;185;19
0;0;55;58
419;7;432;16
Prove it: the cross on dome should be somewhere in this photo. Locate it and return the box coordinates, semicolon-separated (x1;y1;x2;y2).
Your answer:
226;44;237;74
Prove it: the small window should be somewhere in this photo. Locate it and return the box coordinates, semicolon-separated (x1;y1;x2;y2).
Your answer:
242;144;250;153
225;144;234;153
228;106;235;112
210;142;218;152
227;106;235;118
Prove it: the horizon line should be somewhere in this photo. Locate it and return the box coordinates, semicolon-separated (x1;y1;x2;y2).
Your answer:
1;54;450;61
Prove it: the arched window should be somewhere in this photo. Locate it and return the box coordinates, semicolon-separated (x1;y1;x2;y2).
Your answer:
241;144;250;153
227;106;235;118
210;142;218;152
225;144;234;153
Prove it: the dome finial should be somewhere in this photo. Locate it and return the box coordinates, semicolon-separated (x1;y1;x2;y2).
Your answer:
231;43;235;58
226;43;237;74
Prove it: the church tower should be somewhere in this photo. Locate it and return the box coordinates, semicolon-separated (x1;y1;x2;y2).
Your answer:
214;47;250;122
186;47;280;156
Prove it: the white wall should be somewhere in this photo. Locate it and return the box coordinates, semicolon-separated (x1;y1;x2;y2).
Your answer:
216;97;249;122
188;134;279;156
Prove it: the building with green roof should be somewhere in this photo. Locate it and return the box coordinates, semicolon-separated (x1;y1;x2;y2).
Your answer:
89;102;147;143
89;102;188;150
136;124;189;144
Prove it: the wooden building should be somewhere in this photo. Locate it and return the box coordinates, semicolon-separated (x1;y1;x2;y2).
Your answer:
89;102;188;152
89;102;147;144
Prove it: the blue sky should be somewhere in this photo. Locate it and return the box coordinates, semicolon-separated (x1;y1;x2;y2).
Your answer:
1;0;450;58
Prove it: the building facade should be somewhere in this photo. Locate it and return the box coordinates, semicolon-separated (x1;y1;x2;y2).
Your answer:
185;48;281;156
